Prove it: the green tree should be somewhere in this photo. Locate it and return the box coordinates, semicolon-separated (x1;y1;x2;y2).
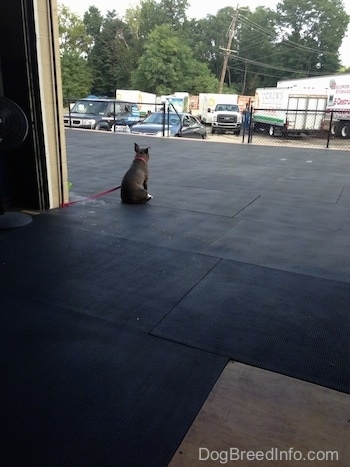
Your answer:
83;6;103;45
58;4;92;56
88;11;137;95
58;4;93;99
137;0;189;38
230;6;280;93
131;24;219;94
158;0;189;27
60;53;93;99
275;0;349;75
184;7;236;81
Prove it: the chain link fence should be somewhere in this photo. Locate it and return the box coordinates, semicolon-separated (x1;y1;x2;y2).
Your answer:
240;108;350;151
62;97;350;151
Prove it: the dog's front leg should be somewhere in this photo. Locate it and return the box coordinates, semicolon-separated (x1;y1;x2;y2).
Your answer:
143;180;148;191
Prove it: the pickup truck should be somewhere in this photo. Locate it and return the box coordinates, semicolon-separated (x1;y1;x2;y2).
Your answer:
211;103;242;135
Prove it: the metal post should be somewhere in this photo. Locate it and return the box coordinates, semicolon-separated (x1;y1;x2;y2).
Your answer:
162;102;165;137
326;110;333;149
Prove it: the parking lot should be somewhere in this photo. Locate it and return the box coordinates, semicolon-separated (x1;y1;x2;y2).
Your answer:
207;128;350;150
86;124;350;151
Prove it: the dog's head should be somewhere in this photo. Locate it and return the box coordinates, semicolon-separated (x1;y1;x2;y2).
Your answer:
134;143;150;163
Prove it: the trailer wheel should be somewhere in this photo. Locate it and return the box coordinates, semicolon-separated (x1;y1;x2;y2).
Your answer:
331;122;341;137
340;123;350;139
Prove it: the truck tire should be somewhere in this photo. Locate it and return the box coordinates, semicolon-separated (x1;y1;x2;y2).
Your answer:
331;122;341;137
340;122;350;139
95;121;109;131
269;125;275;136
211;127;216;134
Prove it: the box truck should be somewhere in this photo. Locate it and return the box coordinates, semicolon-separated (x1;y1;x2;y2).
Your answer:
275;74;350;138
115;89;157;117
159;92;190;113
253;87;327;136
324;76;350;138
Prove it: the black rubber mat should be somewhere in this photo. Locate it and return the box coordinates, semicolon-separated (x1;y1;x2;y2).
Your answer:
152;259;350;394
2;131;350;466
1;293;227;466
0;218;219;331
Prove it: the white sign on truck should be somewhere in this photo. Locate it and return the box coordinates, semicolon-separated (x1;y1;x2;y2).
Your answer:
324;76;350;138
253;87;327;136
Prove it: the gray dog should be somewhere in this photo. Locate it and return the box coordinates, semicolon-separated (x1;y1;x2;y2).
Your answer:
120;143;153;204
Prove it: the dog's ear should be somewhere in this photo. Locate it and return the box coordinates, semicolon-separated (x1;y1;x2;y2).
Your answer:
134;143;140;153
144;147;149;155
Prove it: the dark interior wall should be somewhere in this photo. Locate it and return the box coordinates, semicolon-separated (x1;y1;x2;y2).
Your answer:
0;1;49;210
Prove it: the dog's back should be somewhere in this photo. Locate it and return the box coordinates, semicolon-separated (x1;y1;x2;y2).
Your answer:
121;143;152;204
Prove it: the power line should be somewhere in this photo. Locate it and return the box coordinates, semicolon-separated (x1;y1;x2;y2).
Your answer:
239;14;338;57
227;64;295;81
233;54;309;74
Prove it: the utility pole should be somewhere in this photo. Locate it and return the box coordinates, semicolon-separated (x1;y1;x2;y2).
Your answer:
218;4;240;93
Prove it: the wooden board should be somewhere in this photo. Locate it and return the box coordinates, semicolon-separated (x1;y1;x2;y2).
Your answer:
169;362;350;466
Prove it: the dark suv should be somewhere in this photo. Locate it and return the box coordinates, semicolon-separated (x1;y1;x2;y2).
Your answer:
64;98;140;131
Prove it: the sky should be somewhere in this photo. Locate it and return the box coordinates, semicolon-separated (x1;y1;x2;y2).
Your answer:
63;0;350;67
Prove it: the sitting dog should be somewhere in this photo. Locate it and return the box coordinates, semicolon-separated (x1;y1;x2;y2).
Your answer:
121;143;153;204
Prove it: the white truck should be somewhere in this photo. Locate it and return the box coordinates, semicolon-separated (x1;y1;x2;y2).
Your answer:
198;93;252;124
115;89;157;117
324;76;350;138
210;103;242;135
253;87;327;136
276;73;350;138
159;93;190;113
277;76;332;90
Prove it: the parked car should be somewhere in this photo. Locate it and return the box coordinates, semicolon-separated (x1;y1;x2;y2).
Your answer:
129;112;207;138
64;98;140;131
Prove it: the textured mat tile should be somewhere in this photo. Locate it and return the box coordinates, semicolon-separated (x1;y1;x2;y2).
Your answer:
151;259;350;393
260;178;343;203
0;219;219;331
40;200;239;253
202;218;350;283
235;196;350;234
1;294;227;467
149;183;261;217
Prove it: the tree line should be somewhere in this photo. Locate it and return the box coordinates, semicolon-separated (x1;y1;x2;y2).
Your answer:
58;0;350;100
